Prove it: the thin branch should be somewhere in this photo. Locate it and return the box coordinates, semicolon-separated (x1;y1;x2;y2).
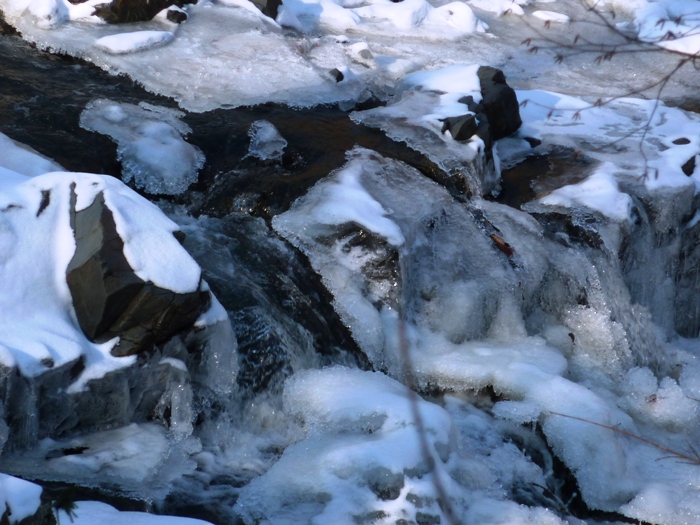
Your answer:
398;320;459;525
548;411;700;465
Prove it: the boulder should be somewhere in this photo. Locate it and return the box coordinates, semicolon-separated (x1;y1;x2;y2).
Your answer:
66;191;210;357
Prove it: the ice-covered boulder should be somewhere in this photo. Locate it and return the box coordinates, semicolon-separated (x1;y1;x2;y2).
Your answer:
0;132;234;451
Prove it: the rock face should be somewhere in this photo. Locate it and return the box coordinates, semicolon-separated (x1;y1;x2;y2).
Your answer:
66;191;210;357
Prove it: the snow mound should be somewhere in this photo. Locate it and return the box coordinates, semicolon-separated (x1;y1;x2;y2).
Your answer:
0;474;42;523
0;131;203;378
59;501;215;525
94;30;174;54
80;99;205;195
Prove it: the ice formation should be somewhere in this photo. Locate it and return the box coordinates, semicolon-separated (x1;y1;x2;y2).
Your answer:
246;120;287;161
80;99;205;195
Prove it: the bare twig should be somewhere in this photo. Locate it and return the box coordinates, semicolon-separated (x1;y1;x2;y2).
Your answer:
548;411;700;465
398;319;459;525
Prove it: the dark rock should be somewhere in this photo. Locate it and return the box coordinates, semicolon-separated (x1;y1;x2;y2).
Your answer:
476;66;522;142
66;191;210;357
166;7;187;23
416;512;441;525
440;114;478;142
364;467;404;501
681;155;696;176
329;68;344;83
170;211;370;395
93;0;196;24
524;137;542;148
673;137;691;145
249;0;281;19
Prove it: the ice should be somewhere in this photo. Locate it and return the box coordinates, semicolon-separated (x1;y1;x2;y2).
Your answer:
0;474;42;523
58;501;215;525
2;0;695;112
94;30;174;55
80;99;205;195
352;64;496;194
246;120;287;161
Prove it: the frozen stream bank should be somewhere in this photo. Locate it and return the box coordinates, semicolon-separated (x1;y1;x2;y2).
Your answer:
1;1;700;524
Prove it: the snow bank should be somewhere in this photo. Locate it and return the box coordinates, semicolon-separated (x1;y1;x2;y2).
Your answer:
0;474;42;523
538;162;633;221
0;132;202;380
513;90;700;193
59;499;214;524
80;99;205;195
94;30;174;55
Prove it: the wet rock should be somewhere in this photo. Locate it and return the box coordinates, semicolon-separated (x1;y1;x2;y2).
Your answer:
166;6;187;23
66;191;210;357
92;0;196;24
249;0;281;19
440;114;478;142
681;155;696;176
329;68;344;83
476;66;522;143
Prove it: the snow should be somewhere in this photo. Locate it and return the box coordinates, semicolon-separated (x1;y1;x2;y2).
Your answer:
512;90;700;193
0;474;42;523
0;132;203;380
58;501;215;525
236;366;545;525
531;10;569;23
273;154;406;248
80;99;205;195
94;30;174;55
635;0;700;55
538;162;633;221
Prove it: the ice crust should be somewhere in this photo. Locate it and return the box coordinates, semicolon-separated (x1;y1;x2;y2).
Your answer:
0;131;202;381
351;64;496;194
2;0;695;111
80;99;205;195
94;30;174;54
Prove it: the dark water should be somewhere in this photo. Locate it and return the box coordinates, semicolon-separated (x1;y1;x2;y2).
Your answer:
0;33;444;221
